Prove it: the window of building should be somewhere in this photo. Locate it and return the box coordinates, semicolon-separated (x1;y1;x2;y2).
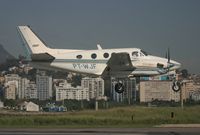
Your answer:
91;53;97;59
103;53;109;58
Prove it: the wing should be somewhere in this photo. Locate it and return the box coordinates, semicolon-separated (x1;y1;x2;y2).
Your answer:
31;53;55;62
102;53;135;77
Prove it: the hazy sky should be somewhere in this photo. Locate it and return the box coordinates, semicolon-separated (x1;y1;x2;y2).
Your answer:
0;0;200;73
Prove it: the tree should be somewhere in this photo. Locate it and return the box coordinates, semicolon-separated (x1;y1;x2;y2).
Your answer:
181;69;189;78
4;99;17;107
71;74;82;87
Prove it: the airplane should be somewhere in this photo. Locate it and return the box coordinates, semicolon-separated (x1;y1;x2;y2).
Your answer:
17;25;181;93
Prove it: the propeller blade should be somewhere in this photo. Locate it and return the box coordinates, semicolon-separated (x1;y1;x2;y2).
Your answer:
168;48;170;63
165;51;168;59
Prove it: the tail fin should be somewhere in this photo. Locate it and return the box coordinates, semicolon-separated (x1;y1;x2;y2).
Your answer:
17;26;51;54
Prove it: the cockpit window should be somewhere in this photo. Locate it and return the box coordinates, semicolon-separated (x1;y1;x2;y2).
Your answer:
103;53;109;58
140;50;148;56
132;51;139;57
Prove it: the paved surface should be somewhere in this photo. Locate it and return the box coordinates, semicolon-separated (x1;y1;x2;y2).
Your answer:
0;128;200;135
157;124;200;128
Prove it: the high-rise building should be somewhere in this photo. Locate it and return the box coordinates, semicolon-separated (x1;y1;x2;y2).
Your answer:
81;77;104;99
25;81;37;99
36;71;52;100
20;78;30;99
4;81;17;100
55;81;89;101
4;74;20;83
5;74;32;99
4;74;21;99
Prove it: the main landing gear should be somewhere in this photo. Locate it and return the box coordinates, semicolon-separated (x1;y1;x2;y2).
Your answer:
114;80;125;93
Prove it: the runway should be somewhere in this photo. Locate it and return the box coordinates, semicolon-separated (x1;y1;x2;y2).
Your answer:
0;128;200;135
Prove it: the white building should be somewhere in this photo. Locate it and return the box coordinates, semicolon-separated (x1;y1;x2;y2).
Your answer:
19;101;39;112
4;81;18;100
55;81;89;101
184;81;200;101
4;74;32;99
25;81;37;99
5;74;21;99
140;81;180;102
20;78;30;99
81;77;104;99
0;101;4;108
23;65;33;74
4;74;20;83
36;71;52;100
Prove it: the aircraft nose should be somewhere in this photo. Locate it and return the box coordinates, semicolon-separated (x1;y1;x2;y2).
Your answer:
170;60;181;70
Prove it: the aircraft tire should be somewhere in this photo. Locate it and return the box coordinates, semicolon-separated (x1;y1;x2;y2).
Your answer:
172;81;181;92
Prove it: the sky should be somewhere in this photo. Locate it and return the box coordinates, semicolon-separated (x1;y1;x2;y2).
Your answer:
0;0;200;74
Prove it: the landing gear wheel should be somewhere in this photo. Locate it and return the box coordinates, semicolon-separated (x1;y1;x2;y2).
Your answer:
172;81;181;92
115;81;124;93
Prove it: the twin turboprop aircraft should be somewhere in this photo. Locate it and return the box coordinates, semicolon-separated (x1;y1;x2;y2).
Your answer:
17;26;181;93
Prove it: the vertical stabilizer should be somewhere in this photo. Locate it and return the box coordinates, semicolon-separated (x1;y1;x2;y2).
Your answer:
17;26;51;54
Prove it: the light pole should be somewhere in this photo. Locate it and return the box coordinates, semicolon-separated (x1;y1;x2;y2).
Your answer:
180;84;184;109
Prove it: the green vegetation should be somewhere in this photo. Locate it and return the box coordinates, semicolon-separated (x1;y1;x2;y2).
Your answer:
0;106;200;128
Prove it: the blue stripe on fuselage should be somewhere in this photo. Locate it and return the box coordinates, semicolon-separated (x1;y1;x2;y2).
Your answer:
52;59;138;63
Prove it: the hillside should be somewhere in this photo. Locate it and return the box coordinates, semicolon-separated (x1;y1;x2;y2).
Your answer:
0;44;15;63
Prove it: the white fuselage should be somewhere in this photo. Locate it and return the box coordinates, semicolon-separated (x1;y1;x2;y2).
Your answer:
31;48;180;77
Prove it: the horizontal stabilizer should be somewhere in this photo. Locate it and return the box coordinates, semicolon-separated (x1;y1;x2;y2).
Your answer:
31;53;55;62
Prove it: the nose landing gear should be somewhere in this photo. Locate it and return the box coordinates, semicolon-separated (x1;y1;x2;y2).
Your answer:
172;80;181;92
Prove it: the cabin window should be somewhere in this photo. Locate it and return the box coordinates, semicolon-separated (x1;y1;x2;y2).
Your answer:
91;53;97;59
76;55;82;59
103;53;109;58
132;51;139;57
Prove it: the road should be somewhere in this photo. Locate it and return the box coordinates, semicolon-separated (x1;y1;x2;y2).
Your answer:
0;128;200;135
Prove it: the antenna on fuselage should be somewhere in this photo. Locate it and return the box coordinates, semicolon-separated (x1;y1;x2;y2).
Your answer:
97;44;102;50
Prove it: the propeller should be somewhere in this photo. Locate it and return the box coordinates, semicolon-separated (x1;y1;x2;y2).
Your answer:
167;47;170;64
157;48;170;73
165;47;174;73
158;48;175;74
165;48;170;72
